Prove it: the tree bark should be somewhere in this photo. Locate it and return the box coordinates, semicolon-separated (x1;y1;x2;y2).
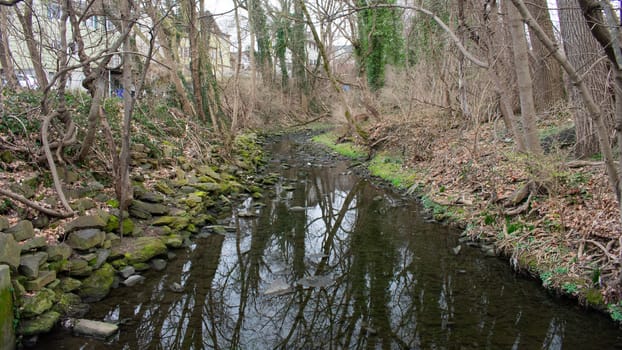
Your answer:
0;6;17;88
508;2;543;154
526;0;565;111
509;0;620;206
15;0;49;89
558;0;614;157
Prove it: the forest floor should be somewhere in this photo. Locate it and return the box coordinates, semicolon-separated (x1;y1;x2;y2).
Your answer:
313;110;622;322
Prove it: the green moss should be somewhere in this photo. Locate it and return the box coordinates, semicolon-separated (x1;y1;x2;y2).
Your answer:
585;288;604;306
312;133;367;159
0;279;14;338
368;153;416;189
124;237;168;264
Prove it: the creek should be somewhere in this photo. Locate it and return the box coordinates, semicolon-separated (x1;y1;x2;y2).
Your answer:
32;134;622;349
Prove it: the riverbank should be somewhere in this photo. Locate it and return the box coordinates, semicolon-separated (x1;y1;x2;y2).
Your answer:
0;90;272;347
310;121;622;323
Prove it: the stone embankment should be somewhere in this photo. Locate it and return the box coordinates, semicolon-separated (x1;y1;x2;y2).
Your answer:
0;134;269;347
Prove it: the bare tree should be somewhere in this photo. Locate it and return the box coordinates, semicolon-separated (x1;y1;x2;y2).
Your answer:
526;0;564;111
508;1;542;154
558;0;614;157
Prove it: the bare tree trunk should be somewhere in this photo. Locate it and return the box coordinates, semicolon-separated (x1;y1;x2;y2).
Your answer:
15;0;49;89
526;0;565;111
558;0;613;157
508;2;542;154
0;7;17;88
231;0;244;134
483;0;525;152
185;0;207;122
117;0;134;220
456;0;472;120
509;0;620;207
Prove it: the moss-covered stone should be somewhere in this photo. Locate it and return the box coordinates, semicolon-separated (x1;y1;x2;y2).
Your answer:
46;243;72;262
59;277;82;293
152;216;190;231
111;258;128;270
0;265;14;350
20;288;56;318
79;263;115;302
132;262;150;271
164;235;184;248
18;310;60;336
105;216;135;236
154;181;175;195
52;292;82;315
124;237;167;264
65;215;107;234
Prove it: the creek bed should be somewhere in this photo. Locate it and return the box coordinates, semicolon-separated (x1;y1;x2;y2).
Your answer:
31;134;622;349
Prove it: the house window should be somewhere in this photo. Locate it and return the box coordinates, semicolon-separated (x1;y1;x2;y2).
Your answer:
86;16;98;29
105;19;114;31
181;47;190;58
47;3;61;19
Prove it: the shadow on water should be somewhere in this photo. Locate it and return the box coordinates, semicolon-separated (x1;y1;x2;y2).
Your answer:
33;135;622;349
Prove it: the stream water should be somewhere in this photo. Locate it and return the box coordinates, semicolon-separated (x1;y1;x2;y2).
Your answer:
33;134;621;349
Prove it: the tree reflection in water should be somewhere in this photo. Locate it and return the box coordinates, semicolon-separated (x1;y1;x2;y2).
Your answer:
33;136;622;350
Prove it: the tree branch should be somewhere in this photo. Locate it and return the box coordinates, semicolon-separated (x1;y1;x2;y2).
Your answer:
0;188;73;218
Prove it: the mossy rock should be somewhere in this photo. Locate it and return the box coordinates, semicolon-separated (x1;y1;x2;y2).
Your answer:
152;216;190;231
18;310;60;336
71;198;97;212
124;237;168;264
79;263;115;302
105;216;135;235
190;214;215;227
59;277;82;293
164;235;184;249
197;165;221;180
111;258;128;270
132;262;150;271
192;182;221;192
48;259;69;273
20;288;56;318
52;292;82;315
154;181;175;195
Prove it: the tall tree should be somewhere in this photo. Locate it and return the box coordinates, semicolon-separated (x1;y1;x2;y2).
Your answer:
0;6;17;88
508;1;542;154
14;0;49;89
248;0;272;82
354;0;404;90
558;0;614;157
526;0;564;111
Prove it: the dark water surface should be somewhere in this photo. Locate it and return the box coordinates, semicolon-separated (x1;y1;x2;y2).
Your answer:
33;135;621;349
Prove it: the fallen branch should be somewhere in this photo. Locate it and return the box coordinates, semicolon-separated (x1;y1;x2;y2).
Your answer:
0;188;73;218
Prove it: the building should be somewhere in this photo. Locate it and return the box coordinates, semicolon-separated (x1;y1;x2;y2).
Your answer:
2;1;232;94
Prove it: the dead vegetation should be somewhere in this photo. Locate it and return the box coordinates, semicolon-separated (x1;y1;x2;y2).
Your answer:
330;65;622;310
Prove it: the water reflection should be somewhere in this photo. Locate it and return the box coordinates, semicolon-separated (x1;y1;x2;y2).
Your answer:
33;137;621;349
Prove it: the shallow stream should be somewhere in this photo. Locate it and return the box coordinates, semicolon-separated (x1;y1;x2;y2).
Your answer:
33;134;622;349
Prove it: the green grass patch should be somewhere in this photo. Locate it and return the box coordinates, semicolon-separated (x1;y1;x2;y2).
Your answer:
312;132;367;159
369;153;416;189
